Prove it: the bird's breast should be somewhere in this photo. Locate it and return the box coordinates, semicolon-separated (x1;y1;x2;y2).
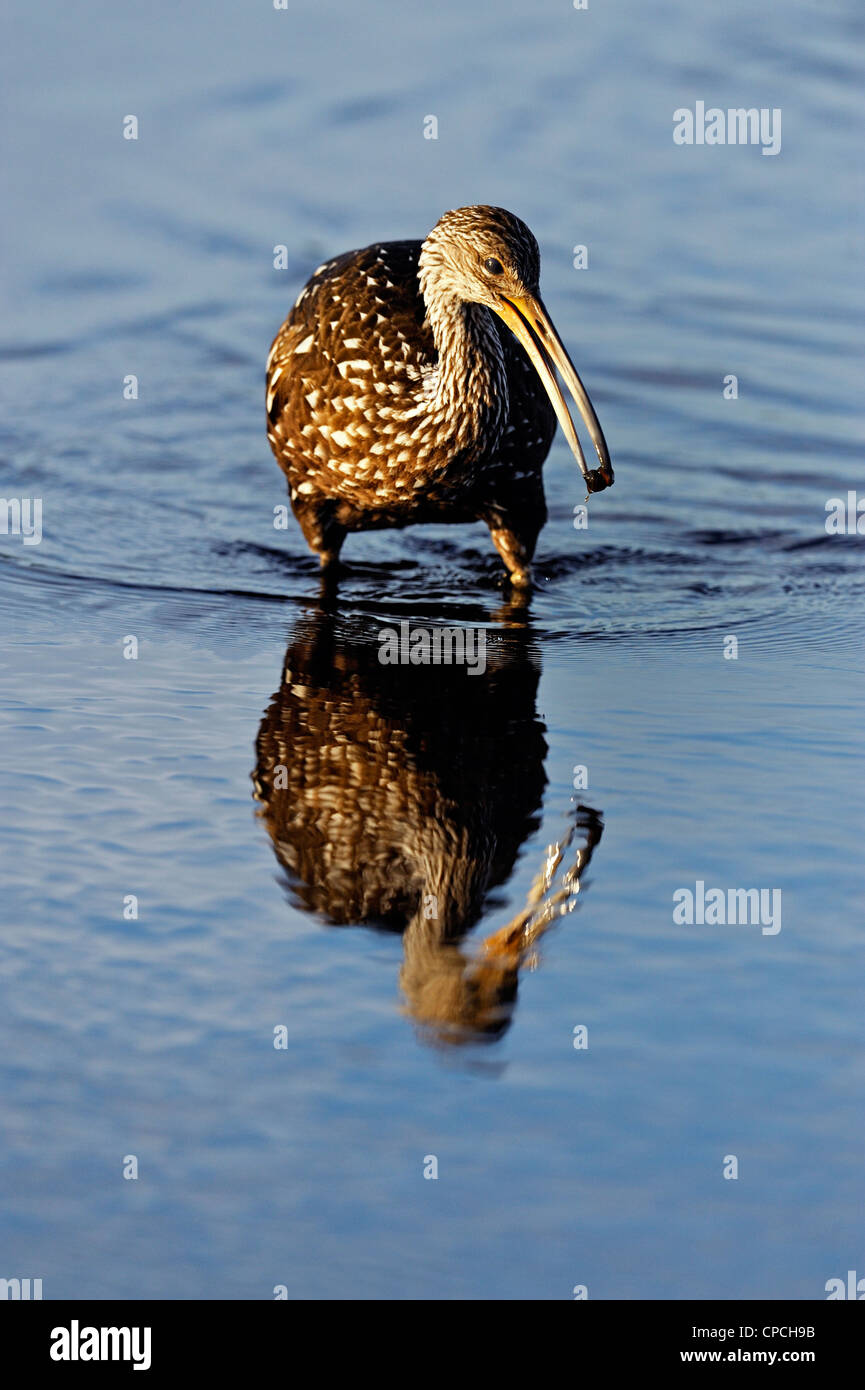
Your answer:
267;241;514;513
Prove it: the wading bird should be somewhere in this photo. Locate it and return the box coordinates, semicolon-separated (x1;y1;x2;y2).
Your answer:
266;205;613;586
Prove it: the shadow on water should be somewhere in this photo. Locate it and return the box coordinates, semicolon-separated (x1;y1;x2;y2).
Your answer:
252;600;604;1048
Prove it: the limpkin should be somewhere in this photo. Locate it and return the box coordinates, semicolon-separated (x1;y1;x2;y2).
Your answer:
266;205;613;586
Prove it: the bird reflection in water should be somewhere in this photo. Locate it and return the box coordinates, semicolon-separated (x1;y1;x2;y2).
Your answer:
252;606;603;1047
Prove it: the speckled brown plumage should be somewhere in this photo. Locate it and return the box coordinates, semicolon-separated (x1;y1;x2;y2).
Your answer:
266;206;613;585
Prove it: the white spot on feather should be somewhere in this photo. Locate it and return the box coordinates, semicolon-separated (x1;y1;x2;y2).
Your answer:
266;366;283;410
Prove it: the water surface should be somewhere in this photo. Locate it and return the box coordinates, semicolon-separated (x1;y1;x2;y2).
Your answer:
1;0;862;1299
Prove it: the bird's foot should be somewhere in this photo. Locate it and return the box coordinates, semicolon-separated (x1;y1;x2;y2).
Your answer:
487;523;538;593
506;566;533;589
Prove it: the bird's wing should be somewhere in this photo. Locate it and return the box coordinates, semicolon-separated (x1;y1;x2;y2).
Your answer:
266;239;429;430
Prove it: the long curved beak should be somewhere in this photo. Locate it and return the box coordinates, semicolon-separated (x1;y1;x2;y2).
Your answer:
493;294;614;493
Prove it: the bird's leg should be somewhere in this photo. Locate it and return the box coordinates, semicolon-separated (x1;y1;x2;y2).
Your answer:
482;479;545;590
487;523;537;589
317;546;344;571
291;496;346;570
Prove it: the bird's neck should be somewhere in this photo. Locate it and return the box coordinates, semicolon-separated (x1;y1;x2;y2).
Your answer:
421;290;508;449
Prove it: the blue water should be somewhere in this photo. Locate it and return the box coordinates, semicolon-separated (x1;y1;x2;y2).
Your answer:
1;0;862;1299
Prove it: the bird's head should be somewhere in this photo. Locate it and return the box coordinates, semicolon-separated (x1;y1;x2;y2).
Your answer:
420;205;613;493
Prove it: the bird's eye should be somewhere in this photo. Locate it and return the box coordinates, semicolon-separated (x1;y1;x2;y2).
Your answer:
484;257;504;275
